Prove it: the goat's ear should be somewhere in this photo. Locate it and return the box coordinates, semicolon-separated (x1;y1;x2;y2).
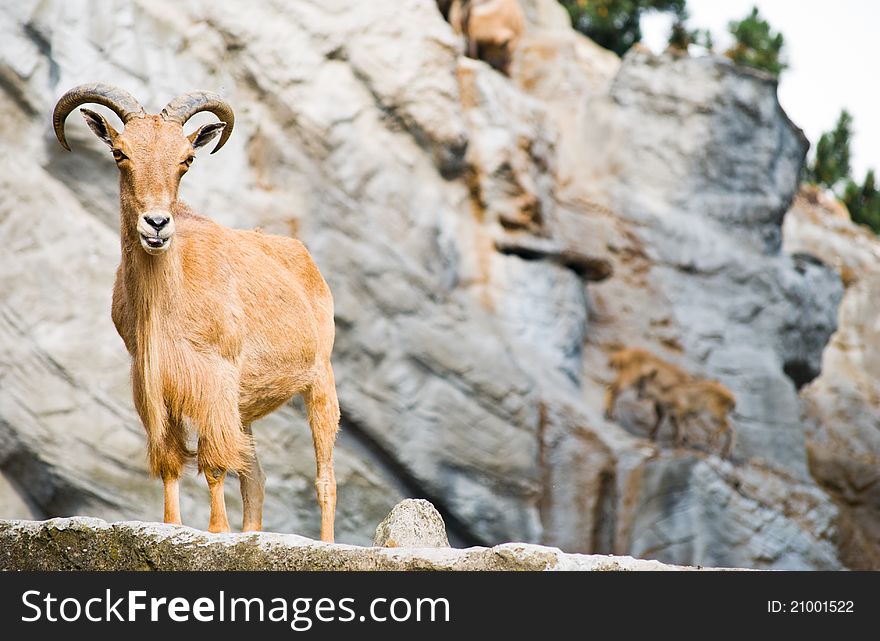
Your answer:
80;108;118;148
188;122;226;150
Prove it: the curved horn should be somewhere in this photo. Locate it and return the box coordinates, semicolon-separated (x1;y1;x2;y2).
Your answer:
160;91;235;154
52;83;145;151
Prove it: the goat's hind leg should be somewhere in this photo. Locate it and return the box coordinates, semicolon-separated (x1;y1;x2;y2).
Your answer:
205;466;230;533
649;401;666;441
305;363;340;543
239;423;266;532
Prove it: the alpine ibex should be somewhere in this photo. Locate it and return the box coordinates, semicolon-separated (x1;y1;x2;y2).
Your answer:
53;84;340;540
604;347;689;420
606;347;736;458
640;374;737;458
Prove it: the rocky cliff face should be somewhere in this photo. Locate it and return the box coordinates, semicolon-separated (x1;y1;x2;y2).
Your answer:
783;188;880;569
0;0;874;568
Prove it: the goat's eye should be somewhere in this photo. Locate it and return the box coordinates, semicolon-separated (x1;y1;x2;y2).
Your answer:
112;149;128;162
181;155;195;168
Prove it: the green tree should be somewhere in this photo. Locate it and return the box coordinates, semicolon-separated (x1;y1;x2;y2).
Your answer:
560;0;687;56
701;29;714;52
667;16;696;52
806;110;880;236
725;6;787;75
844;170;880;234
667;12;712;53
805;110;853;194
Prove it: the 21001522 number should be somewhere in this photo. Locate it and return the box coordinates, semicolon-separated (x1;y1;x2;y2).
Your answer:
768;600;854;613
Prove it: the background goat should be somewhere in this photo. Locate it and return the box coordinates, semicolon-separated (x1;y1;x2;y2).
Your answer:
606;347;736;458
446;0;525;75
604;347;689;420
53;84;340;540
641;375;737;458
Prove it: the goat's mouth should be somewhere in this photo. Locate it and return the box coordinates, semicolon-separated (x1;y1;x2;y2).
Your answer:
136;214;175;255
139;233;172;254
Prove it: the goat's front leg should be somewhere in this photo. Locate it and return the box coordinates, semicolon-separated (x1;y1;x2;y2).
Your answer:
604;381;621;419
161;415;190;525
194;365;250;534
649;402;666;440
672;415;686;448
717;420;735;459
206;467;230;533
163;476;182;525
723;429;735;459
133;375;188;526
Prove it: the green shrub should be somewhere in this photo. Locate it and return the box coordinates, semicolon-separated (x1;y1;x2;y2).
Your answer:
560;0;686;56
725;6;787;76
844;170;880;234
805;110;853;193
805;110;880;235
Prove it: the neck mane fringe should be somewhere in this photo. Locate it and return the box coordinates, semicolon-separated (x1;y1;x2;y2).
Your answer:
118;196;185;475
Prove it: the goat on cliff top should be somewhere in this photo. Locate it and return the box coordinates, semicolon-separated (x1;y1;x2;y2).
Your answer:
53;84;340;540
445;0;525;75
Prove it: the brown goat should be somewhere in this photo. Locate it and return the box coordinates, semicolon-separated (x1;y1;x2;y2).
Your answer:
53;84;340;540
641;375;737;458
447;0;525;75
604;347;689;420
605;347;736;458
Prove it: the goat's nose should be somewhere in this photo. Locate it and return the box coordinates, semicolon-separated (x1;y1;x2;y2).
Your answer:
144;214;170;231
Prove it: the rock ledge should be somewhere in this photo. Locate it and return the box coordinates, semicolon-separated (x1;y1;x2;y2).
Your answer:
0;518;724;571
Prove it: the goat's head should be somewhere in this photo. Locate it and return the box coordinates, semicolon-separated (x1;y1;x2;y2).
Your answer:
53;84;234;255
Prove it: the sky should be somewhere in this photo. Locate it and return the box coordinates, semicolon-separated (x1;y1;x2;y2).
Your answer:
641;0;879;180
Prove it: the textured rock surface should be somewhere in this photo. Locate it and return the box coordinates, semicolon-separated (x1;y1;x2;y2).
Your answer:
374;499;450;548
574;50;842;480
0;517;718;570
783;188;880;569
0;0;869;568
530;48;844;568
